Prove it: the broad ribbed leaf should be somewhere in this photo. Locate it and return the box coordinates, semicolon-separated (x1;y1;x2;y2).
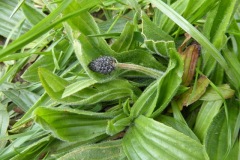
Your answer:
114;49;167;71
156;115;200;142
130;48;183;118
193;100;223;142
62;78;97;98
34;107;116;142
205;104;240;159
145;40;175;57
200;84;235;101
39;68;139;105
111;22;135;52
59;140;127;160
123;115;209;160
142;12;173;41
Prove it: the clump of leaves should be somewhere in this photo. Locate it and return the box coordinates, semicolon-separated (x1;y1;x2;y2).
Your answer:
0;0;239;159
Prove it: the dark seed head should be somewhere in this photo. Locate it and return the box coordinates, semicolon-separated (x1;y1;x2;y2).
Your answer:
88;56;116;74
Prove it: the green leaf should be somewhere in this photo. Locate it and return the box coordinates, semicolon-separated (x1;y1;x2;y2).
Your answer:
159;0;189;33
0;104;9;148
74;35;116;82
114;49;167;71
177;76;210;107
0;58;28;84
0;0;31;39
58;140;127;160
225;138;240;160
11;93;50;130
21;1;46;25
193;100;223;142
3;88;40;112
106;113;131;136
142;12;173;41
205;103;240;159
62;78;97;98
39;68;139;105
144;40;175;57
130;48;183;118
222;47;240;93
111;22;135;52
39;68;68;93
22;39;70;82
149;0;240;91
11;135;51;160
183;0;218;23
34;107;115;142
156;115;200;142
202;0;239;76
200;84;235;101
0;127;47;159
0;0;73;59
123;115;209;160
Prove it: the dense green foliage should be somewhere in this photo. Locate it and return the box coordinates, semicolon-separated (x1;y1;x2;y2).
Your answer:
0;0;239;159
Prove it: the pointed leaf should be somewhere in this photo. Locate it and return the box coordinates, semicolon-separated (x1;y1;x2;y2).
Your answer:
111;22;135;52
193;100;223;141
145;40;175;57
123;115;209;160
0;0;31;39
200;84;235;101
58;140;127;160
142;12;173;41
34;107;115;142
62;78;97;98
130;48;183;118
205;103;240;159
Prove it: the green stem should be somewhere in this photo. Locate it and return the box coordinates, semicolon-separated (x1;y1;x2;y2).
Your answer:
116;63;164;79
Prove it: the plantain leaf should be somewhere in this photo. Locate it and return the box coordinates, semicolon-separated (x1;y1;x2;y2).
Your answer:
144;40;175;58
0;104;9;149
193;100;223;142
62;78;97;98
58;140;127;160
205;103;240;159
156;115;200;142
149;0;240;92
142;12;173;41
10;135;51;160
3;88;40;112
39;68;139;105
114;49;167;71
34;107;116;142
123;115;209;160
130;48;183;118
200;84;235;101
111;22;135;52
